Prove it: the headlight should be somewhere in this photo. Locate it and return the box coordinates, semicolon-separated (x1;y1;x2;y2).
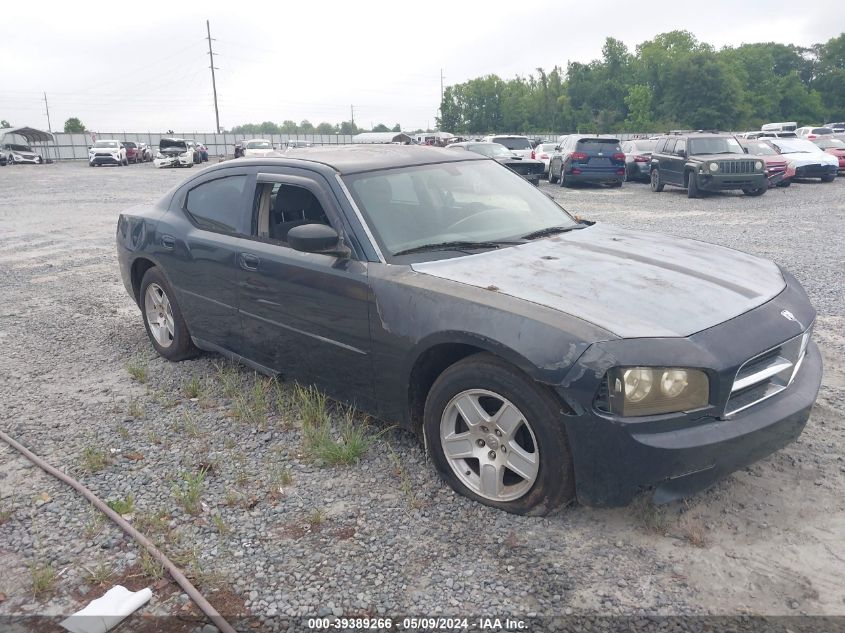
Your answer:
601;367;709;417
709;162;719;171
755;161;763;170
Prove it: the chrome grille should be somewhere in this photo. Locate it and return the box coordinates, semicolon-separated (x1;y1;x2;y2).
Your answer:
718;160;756;174
725;327;812;417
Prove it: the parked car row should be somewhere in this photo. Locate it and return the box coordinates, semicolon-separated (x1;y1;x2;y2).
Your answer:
88;138;208;167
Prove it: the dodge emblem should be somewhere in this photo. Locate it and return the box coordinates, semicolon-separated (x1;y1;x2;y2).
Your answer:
781;310;797;322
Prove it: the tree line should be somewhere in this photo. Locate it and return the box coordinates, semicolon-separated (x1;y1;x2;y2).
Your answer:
227;121;407;135
437;30;845;134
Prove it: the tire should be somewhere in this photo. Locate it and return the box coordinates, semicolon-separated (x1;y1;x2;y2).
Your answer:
139;267;199;361
559;167;570;188
821;174;835;183
650;168;664;192
742;187;767;196
610;180;622;188
687;172;699;198
777;179;792;188
548;163;559;184
528;177;540;187
424;353;575;516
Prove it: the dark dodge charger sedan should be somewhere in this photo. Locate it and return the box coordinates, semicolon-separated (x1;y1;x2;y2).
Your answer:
117;145;822;515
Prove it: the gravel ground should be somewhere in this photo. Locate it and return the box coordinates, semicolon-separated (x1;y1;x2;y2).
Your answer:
0;162;843;632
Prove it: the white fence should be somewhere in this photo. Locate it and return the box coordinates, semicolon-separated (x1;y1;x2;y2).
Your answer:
36;132;357;161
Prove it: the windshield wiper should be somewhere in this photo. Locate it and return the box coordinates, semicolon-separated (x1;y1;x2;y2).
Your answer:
393;240;521;256
520;225;585;240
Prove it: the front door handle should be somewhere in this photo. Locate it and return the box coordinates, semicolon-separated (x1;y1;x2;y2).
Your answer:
239;252;260;271
160;234;176;249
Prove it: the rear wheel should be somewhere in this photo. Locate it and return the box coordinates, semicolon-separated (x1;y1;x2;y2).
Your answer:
139;267;199;361
424;353;575;516
687;172;699;198
650;168;664;192
821;174;835;183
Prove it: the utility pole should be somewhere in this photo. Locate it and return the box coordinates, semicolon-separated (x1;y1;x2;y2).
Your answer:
43;92;52;132
206;20;220;134
350;105;355;129
440;68;445;103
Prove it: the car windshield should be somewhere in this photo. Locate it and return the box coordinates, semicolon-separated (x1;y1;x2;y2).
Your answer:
247;140;272;149
774;139;823;153
8;143;32;152
94;141;119;148
466;143;514;158
811;128;834;135
538;144;557;152
491;137;531;150
743;142;777;156
343;160;578;260
815;138;845;149
688;137;744;155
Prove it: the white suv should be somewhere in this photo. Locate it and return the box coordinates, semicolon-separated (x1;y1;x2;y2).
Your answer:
481;135;534;159
89;140;128;167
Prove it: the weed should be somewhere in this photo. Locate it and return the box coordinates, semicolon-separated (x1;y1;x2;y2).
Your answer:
677;502;708;548
224;490;240;507
116;424;130;439
307;508;326;529
302;401;377;466
139;550;165;581
125;358;148;383
134;510;169;538
213;361;242;399
387;443;422;510
294;384;329;428
211;514;230;536
81;446;111;472
181;411;203;438
84;511;105;538
182;375;205;399
631;495;668;535
0;505;12;526
29;562;56;597
83;558;113;586
232;375;271;428
127;400;144;419
173;469;207;515
107;494;134;516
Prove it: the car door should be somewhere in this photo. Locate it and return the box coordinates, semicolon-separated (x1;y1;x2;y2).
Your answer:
157;169;255;351
236;169;374;404
665;138;686;185
658;138;679;184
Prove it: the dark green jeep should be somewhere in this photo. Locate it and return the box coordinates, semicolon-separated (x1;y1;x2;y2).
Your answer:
650;133;768;198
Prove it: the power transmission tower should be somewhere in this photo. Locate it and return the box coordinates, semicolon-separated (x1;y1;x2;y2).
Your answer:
43;92;52;132
206;20;220;133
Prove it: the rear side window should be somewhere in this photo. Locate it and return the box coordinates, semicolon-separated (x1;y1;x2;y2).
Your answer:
185;175;248;233
492;136;531;150
675;139;686;155
654;138;668;153
576;139;621;152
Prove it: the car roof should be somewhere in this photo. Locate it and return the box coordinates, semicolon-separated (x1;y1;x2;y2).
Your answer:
215;145;485;175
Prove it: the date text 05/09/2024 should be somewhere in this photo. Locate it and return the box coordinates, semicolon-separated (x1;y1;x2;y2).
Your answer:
306;617;528;630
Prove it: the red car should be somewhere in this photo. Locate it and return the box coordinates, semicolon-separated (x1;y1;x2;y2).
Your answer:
740;139;795;187
812;138;845;173
122;141;142;164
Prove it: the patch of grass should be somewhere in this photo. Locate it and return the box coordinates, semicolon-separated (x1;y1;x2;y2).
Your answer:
127;400;144;419
232;375;271;428
173;469;207;515
83;558;113;586
84;511;105;538
211;513;230;536
139;550;165;581
677;502;708;548
631;495;669;535
301;397;377;466
125;358;148;383
182;375;204;399
387;443;423;510
134;510;170;538
107;494;135;516
307;508;326;529
294;384;330;428
224;490;240;507
81;446;111;472
213;361;242;399
29;562;56;597
181;411;203;438
0;504;12;526
116;423;130;439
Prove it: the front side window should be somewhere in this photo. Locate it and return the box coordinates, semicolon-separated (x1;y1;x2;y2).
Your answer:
344;160;578;261
675;139;686;155
185;175;248;233
254;182;332;244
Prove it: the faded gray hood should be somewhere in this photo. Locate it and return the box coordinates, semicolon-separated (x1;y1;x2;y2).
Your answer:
411;223;786;338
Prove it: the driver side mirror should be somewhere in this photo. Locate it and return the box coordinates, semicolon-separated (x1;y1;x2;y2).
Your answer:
287;224;349;257
677;149;686;158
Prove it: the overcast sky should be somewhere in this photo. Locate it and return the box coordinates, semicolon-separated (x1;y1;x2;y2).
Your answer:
2;0;842;133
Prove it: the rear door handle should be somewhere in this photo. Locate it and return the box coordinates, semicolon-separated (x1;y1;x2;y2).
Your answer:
239;252;260;271
160;235;176;249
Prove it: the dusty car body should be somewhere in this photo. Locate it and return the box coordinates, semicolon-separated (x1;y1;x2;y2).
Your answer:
116;146;822;514
739;139;794;187
811;137;845;173
447;141;544;185
2;142;44;165
767;138;839;182
154;138;195;169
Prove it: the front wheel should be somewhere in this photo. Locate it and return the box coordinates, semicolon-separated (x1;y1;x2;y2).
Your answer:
424;353;575;515
742;187;767;196
548;164;559;184
650;169;664;192
777;179;792;188
687;172;700;198
139;267;198;361
821;174;835;183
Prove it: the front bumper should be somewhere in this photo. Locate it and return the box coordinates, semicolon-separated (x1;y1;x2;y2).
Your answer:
794;164;837;179
12;154;42;164
154;155;192;168
697;172;767;191
90;155;121;165
558;274;821;506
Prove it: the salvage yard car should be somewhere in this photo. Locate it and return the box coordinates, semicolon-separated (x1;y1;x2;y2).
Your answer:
739;139;794;187
650;133;768;197
154;138;196;169
548;135;625;187
2;141;44;165
767;138;839;182
447;141;544;185
116;145;822;514
88;140;128;167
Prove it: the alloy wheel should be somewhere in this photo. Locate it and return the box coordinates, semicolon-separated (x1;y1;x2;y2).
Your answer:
144;283;175;348
439;389;539;502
